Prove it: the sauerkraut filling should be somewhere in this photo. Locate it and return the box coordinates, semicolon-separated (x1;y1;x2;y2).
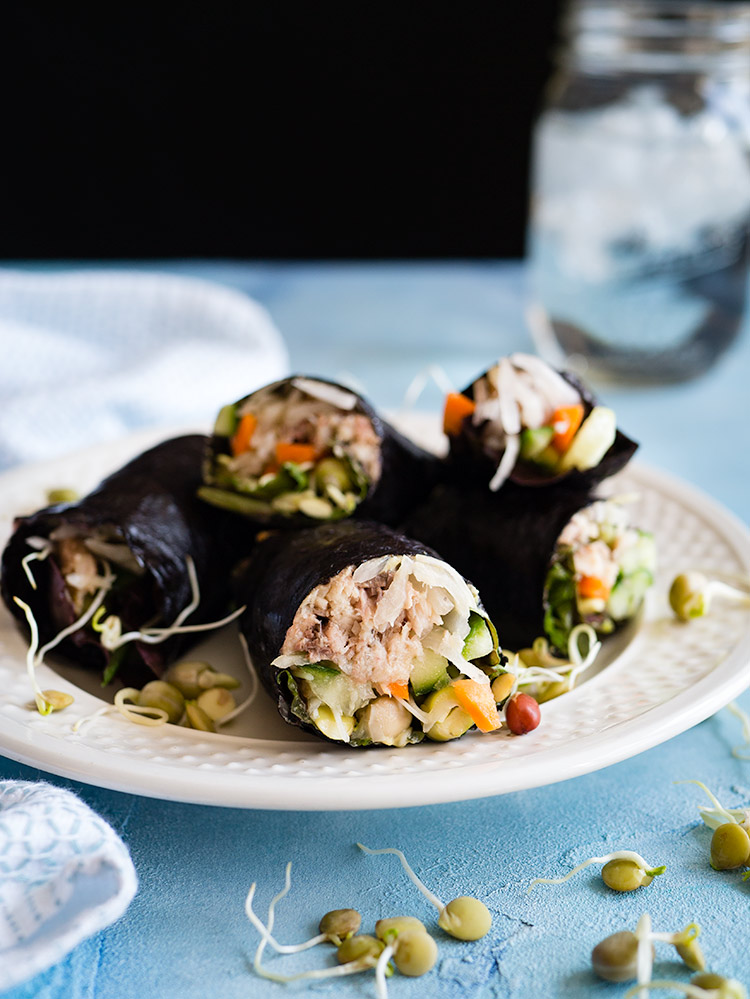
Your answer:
201;379;382;522
544;499;656;652
443;354;617;490
272;553;509;747
21;527;244;689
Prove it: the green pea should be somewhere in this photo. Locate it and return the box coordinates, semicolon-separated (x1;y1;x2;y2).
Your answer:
319;908;361;944
692;972;747;999
337;934;384;966
184;701;215;732
46;487;79;504
195;686;236;721
710;823;750;870
438;896;492;941
601;859;652;892
137;681;185;724
375;916;426;942
669;572;708;620
313;458;353;494
164;661;214;699
591;931;646;983
392;929;438;977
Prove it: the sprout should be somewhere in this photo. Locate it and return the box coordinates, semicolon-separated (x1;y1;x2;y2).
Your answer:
357;844;491;941
13;574;112;714
676;780;750;831
113;688;169;727
318;909;361;945
506;624;601;702
726;701;750;761
20;540;51;590
593;916;707;996
624;977;747;999
528;851;665;892
669;572;750;622
243;864;387;988
96;557;247;652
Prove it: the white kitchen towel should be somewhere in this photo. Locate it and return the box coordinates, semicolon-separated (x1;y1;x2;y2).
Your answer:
0;780;138;991
0;268;289;470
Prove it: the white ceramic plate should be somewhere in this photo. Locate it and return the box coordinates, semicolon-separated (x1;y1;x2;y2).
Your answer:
1;422;749;810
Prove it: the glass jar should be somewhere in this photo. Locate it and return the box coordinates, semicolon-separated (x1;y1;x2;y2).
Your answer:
527;0;750;383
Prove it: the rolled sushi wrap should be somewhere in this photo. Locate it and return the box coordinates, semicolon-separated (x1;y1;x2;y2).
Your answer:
443;353;637;491
200;376;440;527
403;485;655;654
235;521;510;747
1;435;246;688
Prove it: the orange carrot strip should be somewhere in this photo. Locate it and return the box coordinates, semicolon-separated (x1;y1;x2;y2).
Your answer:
275;442;319;465
381;681;409;700
231;413;257;457
578;575;612;600
443;393;476;436
451;678;501;733
551;403;584;453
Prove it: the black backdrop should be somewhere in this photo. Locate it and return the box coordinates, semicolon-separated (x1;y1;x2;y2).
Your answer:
0;5;563;259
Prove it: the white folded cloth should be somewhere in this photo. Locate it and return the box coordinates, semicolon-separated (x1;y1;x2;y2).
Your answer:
0;780;138;991
0;268;289;470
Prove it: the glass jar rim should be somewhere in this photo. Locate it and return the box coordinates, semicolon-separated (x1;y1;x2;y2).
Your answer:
562;0;750;74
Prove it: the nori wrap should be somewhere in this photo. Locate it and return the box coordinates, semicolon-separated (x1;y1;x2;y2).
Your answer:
445;355;638;491
199;376;441;528
403;483;655;653
1;435;249;688
235;520;508;747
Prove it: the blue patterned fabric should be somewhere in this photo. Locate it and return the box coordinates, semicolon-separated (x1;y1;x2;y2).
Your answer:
0;781;137;991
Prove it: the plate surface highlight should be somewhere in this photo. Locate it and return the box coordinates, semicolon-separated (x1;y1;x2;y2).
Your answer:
0;422;749;810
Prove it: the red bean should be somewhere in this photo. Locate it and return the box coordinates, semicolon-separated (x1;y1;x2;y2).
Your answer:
505;693;541;735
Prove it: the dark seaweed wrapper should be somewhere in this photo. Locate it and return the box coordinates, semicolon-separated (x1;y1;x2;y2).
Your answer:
234;521;437;742
203;376;442;527
448;367;638;491
1;435;251;687
402;483;595;652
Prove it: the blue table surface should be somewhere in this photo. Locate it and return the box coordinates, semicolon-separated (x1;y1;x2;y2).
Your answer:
1;261;749;998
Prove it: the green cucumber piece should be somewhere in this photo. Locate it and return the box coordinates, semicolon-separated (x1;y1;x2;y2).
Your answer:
197;485;272;519
557;406;616;473
607;569;653;622
520;426;554;461
292;665;371;719
422;687;473;742
214;404;237;438
462;612;494;660
532;443;561;471
617;531;657;576
410;650;450;698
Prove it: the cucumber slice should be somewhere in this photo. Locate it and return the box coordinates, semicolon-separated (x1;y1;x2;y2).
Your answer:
557;406;616;472
314;705;355;741
214;403;237;438
607;569;653;622
421;687;473;742
197;485;272;518
520;426;554;461
410;650;450;698
293;665;372;718
533;443;562;471
462;612;494;660
617;531;657;576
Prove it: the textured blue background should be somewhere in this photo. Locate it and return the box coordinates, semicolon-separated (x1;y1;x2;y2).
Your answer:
1;262;749;997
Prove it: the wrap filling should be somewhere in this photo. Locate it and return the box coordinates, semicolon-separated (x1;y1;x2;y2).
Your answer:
272;553;507;746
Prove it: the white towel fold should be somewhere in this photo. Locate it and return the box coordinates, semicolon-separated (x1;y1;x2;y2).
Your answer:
0;268;289;469
0;780;138;991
